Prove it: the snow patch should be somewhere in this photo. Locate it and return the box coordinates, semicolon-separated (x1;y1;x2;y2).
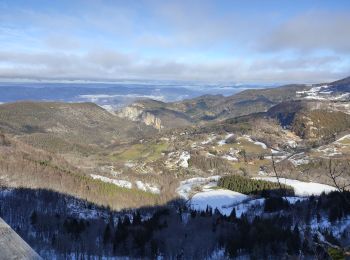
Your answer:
254;141;267;149
336;134;350;143
297;85;350;101
90;174;132;189
135;181;160;194
189;189;248;215
178;151;190;168
201;134;216;145
287;140;297;148
217;133;234;146
289;153;309;166
221;154;238;161
176;176;220;200
253;177;337;196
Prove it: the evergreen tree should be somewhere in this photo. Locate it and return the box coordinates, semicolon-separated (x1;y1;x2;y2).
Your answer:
30;210;37;225
103;224;111;245
229;208;236;222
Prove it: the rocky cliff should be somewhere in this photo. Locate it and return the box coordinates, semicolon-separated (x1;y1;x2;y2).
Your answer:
117;104;163;130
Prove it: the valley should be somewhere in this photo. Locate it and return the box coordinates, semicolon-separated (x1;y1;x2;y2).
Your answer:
1;76;350;258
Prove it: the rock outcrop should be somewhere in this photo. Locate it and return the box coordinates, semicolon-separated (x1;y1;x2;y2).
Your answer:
0;217;42;260
117;104;163;130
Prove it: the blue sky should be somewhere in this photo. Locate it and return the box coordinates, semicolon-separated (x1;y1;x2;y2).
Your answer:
0;0;349;83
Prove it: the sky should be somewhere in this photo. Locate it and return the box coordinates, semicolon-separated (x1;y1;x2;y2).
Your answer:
0;0;350;84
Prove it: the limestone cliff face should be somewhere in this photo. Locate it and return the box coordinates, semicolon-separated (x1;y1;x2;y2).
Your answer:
117;106;143;121
141;112;163;130
117;104;163;130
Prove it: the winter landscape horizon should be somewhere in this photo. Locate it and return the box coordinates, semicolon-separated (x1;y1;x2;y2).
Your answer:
1;1;350;259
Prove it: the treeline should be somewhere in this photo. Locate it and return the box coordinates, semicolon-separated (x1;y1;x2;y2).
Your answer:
218;175;294;196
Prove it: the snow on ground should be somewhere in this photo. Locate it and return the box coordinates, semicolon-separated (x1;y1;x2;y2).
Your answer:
201;134;216;145
0;188;14;197
217;133;234;146
208;248;226;260
67;200;107;219
253;177;337;196
135;181;160;194
189;189;248;215
233;198;265;217
297;85;350;101
310;217;350;237
194;195;306;218
258;169;267;175
90;174;132;189
124;161;136;168
333;93;350;100
241;135;267;149
336;134;350;144
178;175;321;218
233;196;306;218
297;85;329;100
317;147;342;157
178;151;190;168
241;135;253;142
284;196;307;204
271;148;280;154
206;152;216;157
287;140;297;148
221;154;238;161
176;176;220;200
288;153;310;166
254;141;267;149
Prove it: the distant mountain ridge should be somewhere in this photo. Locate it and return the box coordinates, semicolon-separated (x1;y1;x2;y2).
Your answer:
116;76;350;130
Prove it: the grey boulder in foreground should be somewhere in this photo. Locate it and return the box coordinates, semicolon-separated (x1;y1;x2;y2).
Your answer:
0;217;41;260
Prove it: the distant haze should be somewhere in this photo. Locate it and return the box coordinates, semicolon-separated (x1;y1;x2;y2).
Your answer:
0;82;260;109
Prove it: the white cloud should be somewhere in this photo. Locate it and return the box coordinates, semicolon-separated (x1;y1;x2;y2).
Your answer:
260;11;350;53
0;49;347;83
0;1;349;83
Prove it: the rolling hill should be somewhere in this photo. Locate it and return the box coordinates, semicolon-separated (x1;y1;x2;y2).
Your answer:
0;101;156;154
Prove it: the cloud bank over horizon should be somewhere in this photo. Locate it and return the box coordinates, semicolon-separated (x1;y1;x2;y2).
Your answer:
0;0;349;84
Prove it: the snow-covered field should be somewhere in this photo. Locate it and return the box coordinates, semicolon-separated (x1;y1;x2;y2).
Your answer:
253;177;337;196
176;176;221;200
178;174;338;218
190;189;248;215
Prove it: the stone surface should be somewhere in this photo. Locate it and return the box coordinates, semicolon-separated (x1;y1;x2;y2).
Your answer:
0;217;41;260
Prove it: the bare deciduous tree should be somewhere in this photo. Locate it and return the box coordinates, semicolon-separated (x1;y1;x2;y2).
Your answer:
325;159;350;205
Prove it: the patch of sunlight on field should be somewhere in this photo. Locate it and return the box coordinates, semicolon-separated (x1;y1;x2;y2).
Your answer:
113;142;168;162
213;139;266;154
